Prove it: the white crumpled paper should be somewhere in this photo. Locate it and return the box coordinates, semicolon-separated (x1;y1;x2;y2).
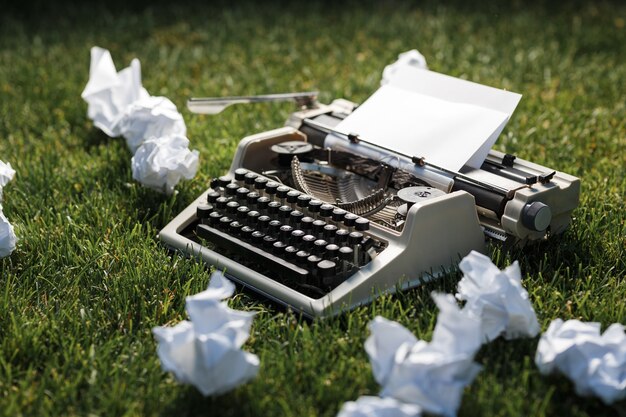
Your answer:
456;250;540;342
365;294;483;417
0;161;15;189
535;319;626;405
131;135;199;195
152;271;259;396
0;209;17;258
81;46;198;194
0;160;16;258
337;396;422;417
381;49;428;85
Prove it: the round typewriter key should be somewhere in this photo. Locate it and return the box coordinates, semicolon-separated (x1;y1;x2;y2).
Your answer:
247;210;261;226
339;246;353;260
266;182;279;196
236;187;250;200
268;220;282;235
210;178;220;190
290;210;304;226
244;172;258;185
279;205;292;220
276;186;290;199
297;194;312;208
290;229;305;244
286;190;301;204
229;221;243;236
344;213;358;227
335;229;349;244
254;177;268;190
256;196;270;211
196;203;213;218
323;224;338;239
241;225;255;239
258;215;271;231
280;225;294;240
216;196;228;209
208;211;221;226
237;206;250;219
226;201;240;214
225;183;239;196
263;235;277;248
218;176;232;187
309;199;323;214
284;246;298;261
313;239;328;255
307;255;322;271
332;208;347;222
296;250;310;265
251;231;265;244
355;217;370;231
272;241;287;254
319;204;334;218
302;234;316;249
246;191;260;206
219;216;233;229
312;220;327;235
317;260;337;284
207;191;221;203
325;243;340;259
267;201;281;215
348;231;363;245
234;168;248;181
301;216;314;232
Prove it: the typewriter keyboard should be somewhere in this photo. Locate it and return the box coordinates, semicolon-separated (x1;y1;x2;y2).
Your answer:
194;168;387;297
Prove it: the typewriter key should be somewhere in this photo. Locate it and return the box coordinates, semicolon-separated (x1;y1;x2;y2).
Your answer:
268;220;282;235
226;201;240;214
284;246;298;261
268;201;281;215
344;213;358;228
319;204;333;219
307;255;322;272
272;241;287;254
240;225;255;239
266;182;279;197
207;191;220;204
290;210;304;226
256;196;270;211
325;244;339;259
355;217;370;231
309;200;323;214
208;211;222;226
286;190;301;204
301;216;314;232
332;208;347;222
254;177;268;191
251;231;265;244
225;183;239;196
295;250;310;265
290;229;305;244
244;172;258;185
210;178;220;190
247;210;261;226
262;235;277;249
276;186;290;200
237;206;250;219
312;220;327;236
234;168;248;182
246;191;260;206
323;224;338;240
229;221;243;236
216;197;229;209
297;194;312;208
313;239;328;255
280;225;294;241
339;246;354;273
219;216;233;229
236;187;250;200
218;176;231;188
335;229;349;244
317;260;337;285
279;205;292;220
196;203;213;219
302;234;316;250
258;215;271;231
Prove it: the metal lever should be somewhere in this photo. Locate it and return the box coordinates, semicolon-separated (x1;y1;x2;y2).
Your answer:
187;91;319;114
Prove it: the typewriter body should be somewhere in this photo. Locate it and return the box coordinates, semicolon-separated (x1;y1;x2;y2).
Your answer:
159;95;580;318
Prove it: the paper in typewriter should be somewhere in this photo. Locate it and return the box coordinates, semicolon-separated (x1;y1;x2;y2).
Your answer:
333;66;522;171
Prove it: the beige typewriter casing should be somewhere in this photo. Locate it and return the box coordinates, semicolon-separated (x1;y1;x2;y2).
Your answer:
159;98;580;318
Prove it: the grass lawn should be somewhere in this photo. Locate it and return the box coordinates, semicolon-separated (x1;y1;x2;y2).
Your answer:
1;1;625;416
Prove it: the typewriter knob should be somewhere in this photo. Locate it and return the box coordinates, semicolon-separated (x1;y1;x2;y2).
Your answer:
234;168;248;181
271;141;314;166
522;201;552;232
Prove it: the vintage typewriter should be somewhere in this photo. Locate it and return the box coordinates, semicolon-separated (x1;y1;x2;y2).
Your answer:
159;87;580;318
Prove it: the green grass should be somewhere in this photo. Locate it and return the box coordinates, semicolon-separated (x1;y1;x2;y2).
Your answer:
1;1;625;416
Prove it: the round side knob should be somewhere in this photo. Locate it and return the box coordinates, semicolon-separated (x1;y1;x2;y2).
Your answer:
521;201;552;232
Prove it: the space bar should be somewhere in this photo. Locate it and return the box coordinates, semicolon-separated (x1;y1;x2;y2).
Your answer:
196;224;310;281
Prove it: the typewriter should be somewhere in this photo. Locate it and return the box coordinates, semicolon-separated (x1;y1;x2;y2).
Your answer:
159;87;580;318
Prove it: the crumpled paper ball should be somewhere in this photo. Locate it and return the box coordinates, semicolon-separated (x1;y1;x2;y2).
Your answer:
456;250;540;342
81;46;198;194
337;396;422;417
0;160;15;189
0;208;17;258
114;96;187;153
535;319;626;405
131;135;199;195
81;46;149;137
366;294;483;417
381;49;429;85
152;271;259;396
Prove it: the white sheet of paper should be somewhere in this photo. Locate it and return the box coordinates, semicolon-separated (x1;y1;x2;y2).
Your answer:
0;161;15;189
535;319;626;405
0;208;16;258
152;271;259;396
456;251;540;342
334;67;521;171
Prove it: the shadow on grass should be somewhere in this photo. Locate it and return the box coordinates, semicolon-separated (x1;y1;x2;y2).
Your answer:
159;386;260;417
